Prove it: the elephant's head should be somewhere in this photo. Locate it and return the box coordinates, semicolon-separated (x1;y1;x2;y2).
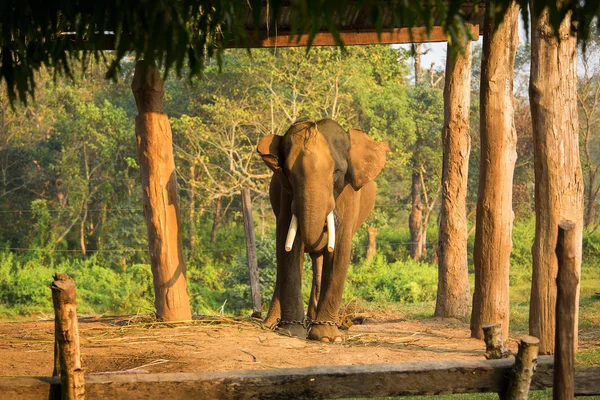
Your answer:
258;119;389;253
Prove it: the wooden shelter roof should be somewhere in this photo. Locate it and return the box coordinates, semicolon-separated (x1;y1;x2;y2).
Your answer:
70;2;485;51
232;1;485;47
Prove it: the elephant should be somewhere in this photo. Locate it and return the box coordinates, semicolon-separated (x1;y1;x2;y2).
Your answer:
257;118;389;342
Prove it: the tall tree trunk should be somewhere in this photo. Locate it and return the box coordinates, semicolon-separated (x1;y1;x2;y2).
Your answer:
410;45;424;261
79;206;87;257
366;226;377;261
585;182;598;228
241;189;262;317
419;167;440;259
435;36;472;318
210;195;222;245
529;6;583;354
409;171;423;260
132;60;192;322
260;201;266;238
414;43;423;84
189;165;196;252
471;1;519;340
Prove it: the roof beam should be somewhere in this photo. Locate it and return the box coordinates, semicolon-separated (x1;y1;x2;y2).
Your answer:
230;25;479;48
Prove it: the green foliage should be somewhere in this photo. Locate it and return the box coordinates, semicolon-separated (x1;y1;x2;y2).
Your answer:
5;1;566;105
0;251;154;316
583;229;600;261
345;255;438;304
30;200;54;250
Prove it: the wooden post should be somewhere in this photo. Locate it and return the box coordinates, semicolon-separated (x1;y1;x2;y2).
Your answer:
529;4;583;355
482;323;509;360
471;0;519;341
241;188;262;318
505;336;540;400
435;31;472;319
51;273;85;400
554;220;579;400
132;60;192;322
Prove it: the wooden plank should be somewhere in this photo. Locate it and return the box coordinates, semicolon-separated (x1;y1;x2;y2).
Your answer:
235;25;480;48
3;357;600;400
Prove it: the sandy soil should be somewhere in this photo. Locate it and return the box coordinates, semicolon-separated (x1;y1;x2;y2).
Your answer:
0;313;596;376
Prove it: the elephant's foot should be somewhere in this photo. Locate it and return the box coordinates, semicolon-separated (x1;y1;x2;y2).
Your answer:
277;323;307;339
308;324;343;343
263;314;279;329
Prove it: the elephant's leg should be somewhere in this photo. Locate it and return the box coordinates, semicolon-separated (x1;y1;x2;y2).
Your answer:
263;181;285;328
308;225;353;342
277;232;306;338
263;210;286;328
307;252;323;322
263;279;280;328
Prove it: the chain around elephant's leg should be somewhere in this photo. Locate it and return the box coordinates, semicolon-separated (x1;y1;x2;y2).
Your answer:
307;320;342;342
276;318;308;339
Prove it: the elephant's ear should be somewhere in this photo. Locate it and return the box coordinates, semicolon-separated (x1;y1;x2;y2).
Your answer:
257;134;282;173
257;134;292;191
347;129;390;190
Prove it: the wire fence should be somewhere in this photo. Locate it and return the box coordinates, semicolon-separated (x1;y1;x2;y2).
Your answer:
0;201;535;214
3;241;428;254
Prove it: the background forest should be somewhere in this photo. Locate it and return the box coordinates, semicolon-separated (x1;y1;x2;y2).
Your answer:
0;43;599;328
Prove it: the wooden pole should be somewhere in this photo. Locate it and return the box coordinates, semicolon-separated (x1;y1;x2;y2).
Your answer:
241;188;262;318
504;335;540;400
51;273;85;400
132;60;192;322
471;0;519;341
554;220;579;400
482;323;509;359
435;33;472;319
529;4;583;355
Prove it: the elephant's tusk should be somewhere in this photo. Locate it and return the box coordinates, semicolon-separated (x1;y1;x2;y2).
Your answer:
285;214;298;252
327;211;335;252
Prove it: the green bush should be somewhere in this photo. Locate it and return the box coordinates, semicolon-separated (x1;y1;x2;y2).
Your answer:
0;250;154;316
345;255;438;304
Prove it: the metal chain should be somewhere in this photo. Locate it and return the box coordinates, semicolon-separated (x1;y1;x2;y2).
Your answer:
275;318;340;330
276;318;307;328
306;319;339;329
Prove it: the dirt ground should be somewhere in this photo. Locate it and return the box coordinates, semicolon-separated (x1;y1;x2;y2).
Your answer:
0;312;597;377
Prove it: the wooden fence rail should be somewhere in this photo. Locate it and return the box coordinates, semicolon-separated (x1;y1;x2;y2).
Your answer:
3;356;599;400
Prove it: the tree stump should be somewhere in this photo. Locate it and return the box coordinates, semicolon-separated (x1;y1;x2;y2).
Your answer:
482;323;510;360
504;335;539;400
52;273;85;400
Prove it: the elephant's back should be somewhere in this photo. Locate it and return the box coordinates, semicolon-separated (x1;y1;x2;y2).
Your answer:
316;118;347;138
